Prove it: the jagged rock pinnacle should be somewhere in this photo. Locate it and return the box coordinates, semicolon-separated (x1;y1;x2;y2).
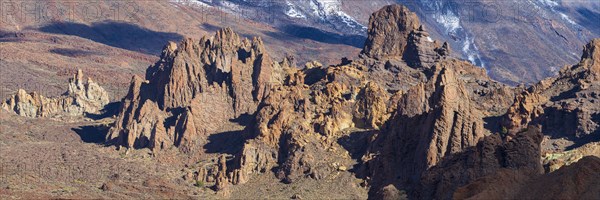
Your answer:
361;4;420;60
1;69;109;118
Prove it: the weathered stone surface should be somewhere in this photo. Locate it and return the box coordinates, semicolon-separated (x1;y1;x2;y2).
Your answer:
403;26;450;69
354;82;390;129
1;69;109;118
420;126;543;200
503;39;600;144
364;62;488;197
107;28;276;152
228;4;516;193
362;4;420;60
96;4;599;199
454;156;600;200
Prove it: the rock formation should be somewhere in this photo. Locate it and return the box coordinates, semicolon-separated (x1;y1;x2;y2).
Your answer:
420;126;544;199
228;4;516;193
106;28;278;152
1;69;109;118
543;141;600;172
362;5;420;60
100;3;599;199
503;39;600;148
454;156;600;200
362;61;489;197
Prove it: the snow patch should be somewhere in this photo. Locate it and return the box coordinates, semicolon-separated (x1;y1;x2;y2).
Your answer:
463;37;485;68
433;11;460;33
431;8;484;68
559;13;577;25
302;0;366;32
531;0;580;27
286;1;307;19
169;0;212;8
426;36;434;42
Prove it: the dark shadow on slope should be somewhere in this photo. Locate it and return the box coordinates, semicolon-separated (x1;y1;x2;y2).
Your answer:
203;114;254;154
565;113;600;151
483;115;503;134
203;130;245;154
538;106;578;139
72;124;110;144
565;131;600;151
85;102;122;120
49;48;104;57
230;113;254;126
575;8;600;36
200;23;222;33
38;21;183;55
304;67;327;85
338;130;374;160
265;24;365;48
337;130;376;179
550;86;580;101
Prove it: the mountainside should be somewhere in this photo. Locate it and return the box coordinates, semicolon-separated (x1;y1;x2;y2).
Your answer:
193;0;600;84
0;2;599;200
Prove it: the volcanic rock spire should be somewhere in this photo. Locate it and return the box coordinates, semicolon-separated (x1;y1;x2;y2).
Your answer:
106;28;277;152
1;69;109;118
361;4;420;60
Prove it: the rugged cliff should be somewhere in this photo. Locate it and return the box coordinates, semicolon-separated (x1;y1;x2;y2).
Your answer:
106;28;277;152
100;4;599;200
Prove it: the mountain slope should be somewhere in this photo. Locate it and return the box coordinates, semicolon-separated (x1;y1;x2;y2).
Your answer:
192;0;600;84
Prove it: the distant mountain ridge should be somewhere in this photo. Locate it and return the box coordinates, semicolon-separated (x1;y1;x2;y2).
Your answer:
181;0;600;84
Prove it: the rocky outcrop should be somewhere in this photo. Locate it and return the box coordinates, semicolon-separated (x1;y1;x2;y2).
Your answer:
227;4;517;194
503;39;600;146
543;141;600;172
363;62;488;197
362;4;420;60
454;156;600;200
420;126;543;200
1;69;109;118
96;3;598;199
403;26;451;69
353;82;390;129
232;64;369;184
106;28;277;152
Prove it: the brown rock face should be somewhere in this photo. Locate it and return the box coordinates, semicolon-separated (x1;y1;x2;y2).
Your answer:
582;39;600;77
454;156;600;200
1;69;109;118
503;39;600;144
362;4;420;60
106;28;276;152
95;3;597;199
420;126;544;200
226;5;516;195
354;82;390;129
232;64;369;184
404;28;453;69
364;62;488;197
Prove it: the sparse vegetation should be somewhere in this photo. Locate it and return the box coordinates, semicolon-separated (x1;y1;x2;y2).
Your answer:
500;126;508;136
194;180;204;188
